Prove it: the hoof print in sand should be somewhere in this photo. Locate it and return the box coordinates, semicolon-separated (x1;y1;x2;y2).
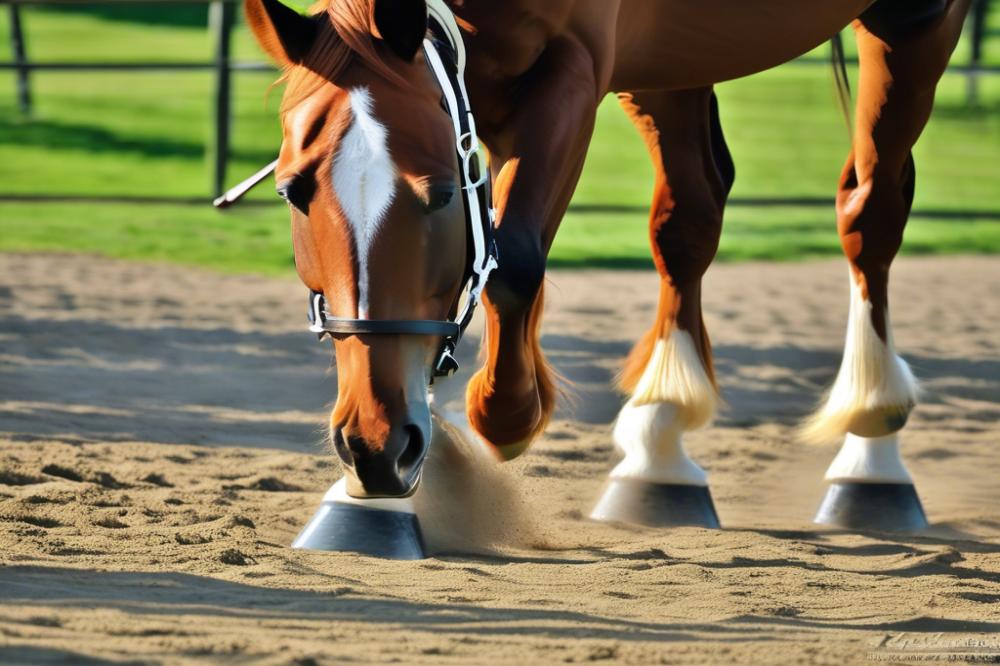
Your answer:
219;549;254;566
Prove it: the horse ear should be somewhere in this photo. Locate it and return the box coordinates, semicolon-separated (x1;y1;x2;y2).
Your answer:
244;0;318;66
373;0;428;62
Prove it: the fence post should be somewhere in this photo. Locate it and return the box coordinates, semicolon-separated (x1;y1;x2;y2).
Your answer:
208;0;235;199
967;0;988;105
8;3;32;114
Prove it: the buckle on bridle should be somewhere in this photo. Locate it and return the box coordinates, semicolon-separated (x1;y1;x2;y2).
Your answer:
433;341;460;378
458;132;488;191
307;291;329;339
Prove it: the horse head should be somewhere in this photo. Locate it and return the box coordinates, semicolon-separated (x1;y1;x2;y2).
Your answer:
247;0;473;499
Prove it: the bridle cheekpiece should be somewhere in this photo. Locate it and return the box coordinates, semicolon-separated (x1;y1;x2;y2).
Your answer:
306;1;498;382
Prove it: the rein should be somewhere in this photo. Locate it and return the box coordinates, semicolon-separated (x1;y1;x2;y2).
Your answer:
219;3;497;382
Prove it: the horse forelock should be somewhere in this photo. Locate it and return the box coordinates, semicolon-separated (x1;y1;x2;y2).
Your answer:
279;0;413;116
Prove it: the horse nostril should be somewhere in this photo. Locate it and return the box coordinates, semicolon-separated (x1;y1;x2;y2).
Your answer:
332;428;354;467
396;424;425;472
424;183;455;213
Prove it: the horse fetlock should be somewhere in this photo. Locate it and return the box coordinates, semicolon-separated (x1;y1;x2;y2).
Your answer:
802;278;918;443
629;329;718;430
804;365;917;442
465;366;546;461
608;327;717;486
844;403;913;438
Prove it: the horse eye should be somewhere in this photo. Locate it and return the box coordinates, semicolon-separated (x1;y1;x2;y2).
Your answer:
423;182;456;214
276;177;315;214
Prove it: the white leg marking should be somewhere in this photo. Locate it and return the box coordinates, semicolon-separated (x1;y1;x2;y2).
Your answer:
631;330;717;427
610;330;717;486
803;276;918;442
331;87;397;319
612;402;707;486
824;433;913;484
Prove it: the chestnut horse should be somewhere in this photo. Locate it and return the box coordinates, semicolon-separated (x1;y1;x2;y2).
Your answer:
245;0;969;526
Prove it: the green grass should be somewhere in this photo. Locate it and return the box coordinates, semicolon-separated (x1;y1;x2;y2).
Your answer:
0;201;295;274
1;6;999;274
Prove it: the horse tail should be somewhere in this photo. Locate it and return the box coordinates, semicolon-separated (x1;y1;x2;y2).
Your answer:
830;32;853;139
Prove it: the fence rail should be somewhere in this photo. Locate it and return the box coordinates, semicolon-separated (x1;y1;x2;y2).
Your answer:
2;0;273;199
0;61;271;70
2;0;997;199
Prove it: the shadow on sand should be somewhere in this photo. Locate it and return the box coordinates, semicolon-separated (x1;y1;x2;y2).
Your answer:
4;301;1000;448
3;563;999;655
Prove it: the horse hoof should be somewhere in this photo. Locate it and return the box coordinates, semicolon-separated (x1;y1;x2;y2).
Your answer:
292;481;426;560
590;478;721;529
814;482;928;532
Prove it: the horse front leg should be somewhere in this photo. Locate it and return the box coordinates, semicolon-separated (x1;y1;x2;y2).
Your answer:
466;37;604;461
808;0;970;530
590;87;734;528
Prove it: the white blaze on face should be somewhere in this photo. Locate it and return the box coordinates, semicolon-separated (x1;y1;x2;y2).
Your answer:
331;87;398;319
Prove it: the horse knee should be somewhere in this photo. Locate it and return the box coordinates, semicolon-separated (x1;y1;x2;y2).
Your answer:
485;226;546;314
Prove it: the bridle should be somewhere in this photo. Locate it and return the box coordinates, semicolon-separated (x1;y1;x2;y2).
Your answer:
218;3;497;383
310;4;497;380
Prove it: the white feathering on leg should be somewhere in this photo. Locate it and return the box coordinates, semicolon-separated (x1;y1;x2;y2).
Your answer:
630;330;717;429
610;330;717;486
802;276;918;443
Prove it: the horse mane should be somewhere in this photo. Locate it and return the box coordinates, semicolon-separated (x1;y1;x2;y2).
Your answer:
279;0;407;115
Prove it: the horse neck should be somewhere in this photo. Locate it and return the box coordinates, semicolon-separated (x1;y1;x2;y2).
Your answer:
447;0;567;134
449;0;564;76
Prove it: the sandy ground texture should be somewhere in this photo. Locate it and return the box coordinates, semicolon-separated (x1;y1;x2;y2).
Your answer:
1;251;999;666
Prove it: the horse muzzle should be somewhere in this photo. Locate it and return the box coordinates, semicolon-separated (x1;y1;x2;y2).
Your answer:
332;423;427;499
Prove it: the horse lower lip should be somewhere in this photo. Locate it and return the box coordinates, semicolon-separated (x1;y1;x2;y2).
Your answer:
344;466;422;500
348;484;419;500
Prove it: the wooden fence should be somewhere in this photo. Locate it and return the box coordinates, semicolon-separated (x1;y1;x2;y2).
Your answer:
2;0;997;200
1;0;272;199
